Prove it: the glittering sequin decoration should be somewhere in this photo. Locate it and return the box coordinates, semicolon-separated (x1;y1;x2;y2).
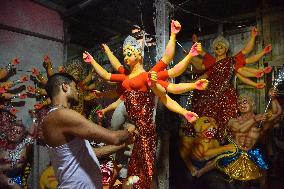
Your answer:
8;136;34;168
10;175;22;186
123;90;155;189
217;149;266;180
192;57;238;139
0;111;16;149
216;137;267;181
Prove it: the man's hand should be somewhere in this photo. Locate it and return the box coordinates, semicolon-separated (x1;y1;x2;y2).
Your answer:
254;113;268;123
125;126;137;145
171;20;181;34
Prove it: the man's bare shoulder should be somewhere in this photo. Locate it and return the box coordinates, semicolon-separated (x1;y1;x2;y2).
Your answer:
43;108;82;128
42;108;83;146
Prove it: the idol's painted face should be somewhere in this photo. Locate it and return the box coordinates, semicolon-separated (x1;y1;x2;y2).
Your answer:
195;117;218;139
123;45;142;66
238;98;253;113
214;43;227;56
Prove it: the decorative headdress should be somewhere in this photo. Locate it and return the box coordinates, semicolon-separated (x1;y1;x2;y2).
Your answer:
123;35;143;53
212;36;230;51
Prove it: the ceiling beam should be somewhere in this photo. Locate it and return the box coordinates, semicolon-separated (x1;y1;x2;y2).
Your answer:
67;17;121;36
64;0;103;17
32;0;66;14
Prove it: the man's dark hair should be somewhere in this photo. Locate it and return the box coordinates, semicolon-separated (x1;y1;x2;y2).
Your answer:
45;73;76;99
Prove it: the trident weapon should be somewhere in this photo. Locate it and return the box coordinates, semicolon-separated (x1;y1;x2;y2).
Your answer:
257;66;284;128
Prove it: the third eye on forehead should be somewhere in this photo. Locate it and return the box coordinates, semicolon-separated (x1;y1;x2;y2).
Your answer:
124;51;134;57
215;45;224;50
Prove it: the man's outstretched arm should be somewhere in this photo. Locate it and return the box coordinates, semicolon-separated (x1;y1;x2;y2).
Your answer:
49;109;131;145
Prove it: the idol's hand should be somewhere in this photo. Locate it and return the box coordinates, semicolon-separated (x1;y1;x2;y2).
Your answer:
189;42;202;57
251;26;258;38
19;93;27;99
20;75;29;82
171;20;181;34
58;66;65;73
256;82;265;89
0;87;6;93
2;81;13;90
101;43;110;52
195;79;209;90
92;90;102;98
96;110;104;119
83;51;94;63
43;55;51;63
11;58;20;65
126;176;140;186
34;103;44;110
9;107;18;115
32;68;40;76
147;71;158;87
263;44;272;54
27;85;35;93
192;34;198;43
184;111;199;123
